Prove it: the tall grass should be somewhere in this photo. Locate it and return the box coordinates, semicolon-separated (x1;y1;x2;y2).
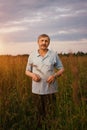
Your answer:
0;54;87;130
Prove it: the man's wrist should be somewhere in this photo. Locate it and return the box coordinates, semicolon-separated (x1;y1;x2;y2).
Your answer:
53;73;57;78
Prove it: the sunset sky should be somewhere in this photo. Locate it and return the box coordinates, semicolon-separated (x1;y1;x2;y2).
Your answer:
0;0;87;55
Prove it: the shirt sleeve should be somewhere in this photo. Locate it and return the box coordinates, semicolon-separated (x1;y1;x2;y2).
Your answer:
26;54;33;72
54;53;64;69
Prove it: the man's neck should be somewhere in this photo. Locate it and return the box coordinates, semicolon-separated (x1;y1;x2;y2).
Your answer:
38;49;48;57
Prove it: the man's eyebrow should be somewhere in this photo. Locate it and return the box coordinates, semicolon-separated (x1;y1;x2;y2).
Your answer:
41;39;48;41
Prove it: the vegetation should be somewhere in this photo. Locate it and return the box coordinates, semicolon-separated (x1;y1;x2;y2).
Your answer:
0;54;87;130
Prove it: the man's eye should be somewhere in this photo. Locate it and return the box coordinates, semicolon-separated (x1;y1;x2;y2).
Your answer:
41;40;48;42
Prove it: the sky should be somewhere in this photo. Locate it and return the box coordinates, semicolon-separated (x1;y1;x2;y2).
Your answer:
0;0;87;55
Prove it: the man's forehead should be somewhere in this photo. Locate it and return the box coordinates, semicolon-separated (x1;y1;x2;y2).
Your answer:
39;37;49;40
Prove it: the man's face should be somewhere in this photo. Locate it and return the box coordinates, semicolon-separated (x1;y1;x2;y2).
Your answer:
38;37;50;50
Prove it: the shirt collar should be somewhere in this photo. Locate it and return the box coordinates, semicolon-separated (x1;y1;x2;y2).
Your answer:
36;50;40;57
36;49;50;57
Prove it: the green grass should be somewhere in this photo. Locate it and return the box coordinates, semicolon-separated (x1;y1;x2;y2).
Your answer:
0;55;87;130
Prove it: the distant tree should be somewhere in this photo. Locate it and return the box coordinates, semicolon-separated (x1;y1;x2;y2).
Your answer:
76;51;86;56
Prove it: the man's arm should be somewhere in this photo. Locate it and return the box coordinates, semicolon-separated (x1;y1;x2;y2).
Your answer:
47;68;64;84
53;68;64;78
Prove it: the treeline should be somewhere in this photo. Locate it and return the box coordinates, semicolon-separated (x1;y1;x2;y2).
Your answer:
0;51;87;57
21;51;87;57
61;51;87;56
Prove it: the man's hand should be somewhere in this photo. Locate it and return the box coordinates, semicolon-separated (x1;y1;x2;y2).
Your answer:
32;73;41;82
46;75;55;84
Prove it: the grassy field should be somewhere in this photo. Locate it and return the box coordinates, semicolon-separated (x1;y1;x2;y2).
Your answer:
0;54;87;130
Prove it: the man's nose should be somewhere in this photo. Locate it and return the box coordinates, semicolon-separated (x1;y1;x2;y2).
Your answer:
43;40;47;43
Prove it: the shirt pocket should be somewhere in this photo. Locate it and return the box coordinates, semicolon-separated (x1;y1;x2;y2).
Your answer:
44;62;54;72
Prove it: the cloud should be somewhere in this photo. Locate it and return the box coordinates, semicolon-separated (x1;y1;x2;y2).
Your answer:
0;26;27;34
0;0;87;54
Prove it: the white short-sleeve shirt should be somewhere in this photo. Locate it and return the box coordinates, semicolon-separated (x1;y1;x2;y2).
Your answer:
26;49;64;95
